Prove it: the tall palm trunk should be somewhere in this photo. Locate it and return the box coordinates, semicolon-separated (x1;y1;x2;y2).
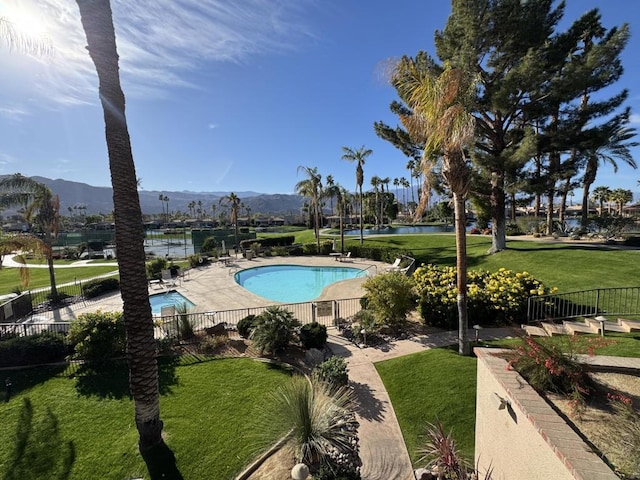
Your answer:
76;0;162;451
358;184;364;245
453;192;469;356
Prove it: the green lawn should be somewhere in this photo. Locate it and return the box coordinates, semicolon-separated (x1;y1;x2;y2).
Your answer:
377;333;640;467
0;265;119;294
0;357;291;479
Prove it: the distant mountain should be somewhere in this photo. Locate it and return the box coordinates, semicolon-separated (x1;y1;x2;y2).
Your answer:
4;176;305;216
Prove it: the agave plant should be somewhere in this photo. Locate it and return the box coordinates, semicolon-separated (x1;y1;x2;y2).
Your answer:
262;375;360;472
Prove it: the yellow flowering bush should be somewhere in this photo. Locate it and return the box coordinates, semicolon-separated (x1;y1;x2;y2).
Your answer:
413;264;553;328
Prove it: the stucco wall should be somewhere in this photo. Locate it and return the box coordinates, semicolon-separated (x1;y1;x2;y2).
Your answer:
474;348;618;480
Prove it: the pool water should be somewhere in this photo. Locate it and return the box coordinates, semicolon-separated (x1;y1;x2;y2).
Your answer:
234;265;365;303
149;291;195;314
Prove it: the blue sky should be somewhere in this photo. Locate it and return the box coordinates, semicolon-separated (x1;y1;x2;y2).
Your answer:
1;0;639;199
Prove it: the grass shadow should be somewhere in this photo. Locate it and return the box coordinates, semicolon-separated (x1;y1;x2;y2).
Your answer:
3;398;75;479
72;356;181;399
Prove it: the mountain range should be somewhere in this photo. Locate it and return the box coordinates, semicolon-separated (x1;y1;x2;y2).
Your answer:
13;177;306;217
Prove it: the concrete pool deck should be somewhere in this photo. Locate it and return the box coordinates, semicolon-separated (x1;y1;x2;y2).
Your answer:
46;254;388;322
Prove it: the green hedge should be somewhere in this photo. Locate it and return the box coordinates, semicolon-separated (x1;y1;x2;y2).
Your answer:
82;277;120;299
0;332;69;368
239;235;295;250
346;245;413;263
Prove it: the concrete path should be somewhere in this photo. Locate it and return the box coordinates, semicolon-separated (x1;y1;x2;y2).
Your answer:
327;327;520;480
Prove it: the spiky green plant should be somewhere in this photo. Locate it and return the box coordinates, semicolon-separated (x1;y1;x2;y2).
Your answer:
250;306;300;354
262;376;360;471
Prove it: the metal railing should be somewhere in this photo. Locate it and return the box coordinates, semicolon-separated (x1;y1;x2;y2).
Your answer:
526;286;640;323
0;297;365;341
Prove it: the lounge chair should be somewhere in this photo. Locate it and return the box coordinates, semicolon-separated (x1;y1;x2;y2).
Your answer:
338;251;352;262
161;269;177;288
384;258;402;272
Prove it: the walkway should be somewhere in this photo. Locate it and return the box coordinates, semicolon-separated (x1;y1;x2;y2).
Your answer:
326;326;519;480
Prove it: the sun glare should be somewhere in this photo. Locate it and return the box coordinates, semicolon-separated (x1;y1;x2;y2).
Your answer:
2;5;48;40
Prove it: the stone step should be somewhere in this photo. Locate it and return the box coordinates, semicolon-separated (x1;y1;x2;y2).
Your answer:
521;324;549;337
541;322;567;336
584;317;629;334
617;318;640;332
563;321;599;335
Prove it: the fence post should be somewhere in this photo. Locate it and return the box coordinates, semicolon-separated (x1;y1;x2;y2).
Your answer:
311;303;316;323
595;289;601;316
334;300;339;325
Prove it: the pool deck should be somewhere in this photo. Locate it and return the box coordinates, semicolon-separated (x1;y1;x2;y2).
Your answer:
50;255;387;322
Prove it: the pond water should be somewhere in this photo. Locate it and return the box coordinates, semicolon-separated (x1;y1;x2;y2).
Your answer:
343;225;455;235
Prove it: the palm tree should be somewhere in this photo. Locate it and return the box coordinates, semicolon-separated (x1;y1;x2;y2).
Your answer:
0;233;49;287
342;146;372;245
76;0;163;452
392;60;476;355
295;166;323;252
0;175;61;302
325;174;335;213
580;123;637;225
400;177;410;214
370;176;381;228
335;185;349;253
610;188;633;216
406;159;416;209
591;186;612;216
0;17;52;54
219;192;242;250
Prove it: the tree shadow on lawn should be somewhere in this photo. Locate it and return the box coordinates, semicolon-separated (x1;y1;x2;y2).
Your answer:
72;356;181;399
2;364;68;402
3;397;75;479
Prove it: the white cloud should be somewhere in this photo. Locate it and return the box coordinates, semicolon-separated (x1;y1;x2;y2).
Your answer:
208;123;218;129
630;114;640;125
0;106;30;121
1;0;318;108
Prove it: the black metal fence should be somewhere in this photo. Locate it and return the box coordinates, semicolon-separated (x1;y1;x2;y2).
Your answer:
526;286;640;323
0;297;365;341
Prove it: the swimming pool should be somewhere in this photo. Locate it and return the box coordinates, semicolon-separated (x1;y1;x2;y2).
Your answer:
234;265;365;303
149;291;195;315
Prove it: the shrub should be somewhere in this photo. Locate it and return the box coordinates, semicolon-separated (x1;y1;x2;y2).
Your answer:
361;272;416;329
82;277;120;299
414;264;554;328
313;356;349;391
146;257;167;280
188;254;211;268
0;332;69;368
200;236;218;254
197;335;229;354
261;376;360;473
67;311;126;365
250;306;301;354
237;314;257;339
299;322;328;350
350;309;381;344
504;336;615;417
505;222;523;236
271;246;289;256
175;302;194;339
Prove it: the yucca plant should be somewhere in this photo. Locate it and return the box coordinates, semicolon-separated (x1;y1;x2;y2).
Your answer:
262;375;360;473
175;302;194;340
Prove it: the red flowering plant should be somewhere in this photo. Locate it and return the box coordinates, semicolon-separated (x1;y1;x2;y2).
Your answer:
505;335;617;417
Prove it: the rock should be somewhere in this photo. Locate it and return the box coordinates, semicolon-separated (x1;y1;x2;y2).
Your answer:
305;348;324;367
291;463;309;480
